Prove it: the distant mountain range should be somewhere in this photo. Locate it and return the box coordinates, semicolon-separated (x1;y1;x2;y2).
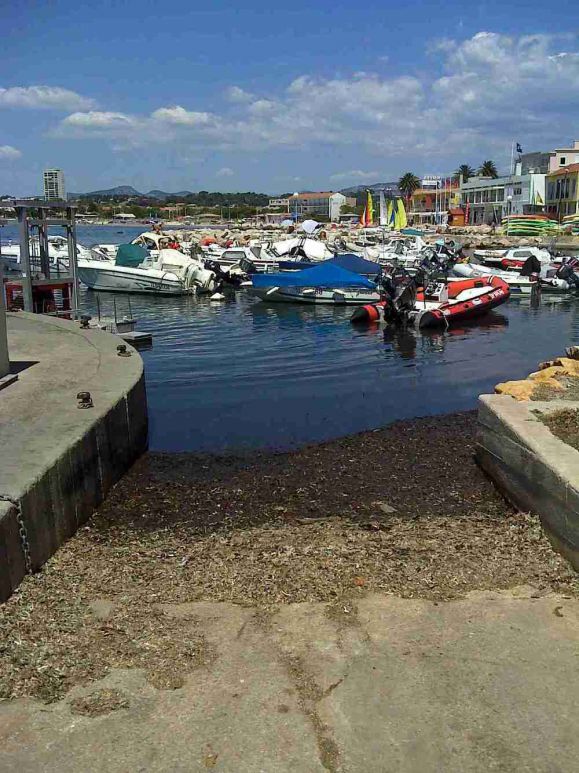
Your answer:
72;186;194;200
339;182;400;195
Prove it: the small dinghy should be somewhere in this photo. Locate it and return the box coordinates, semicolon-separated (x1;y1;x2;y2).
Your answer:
351;275;510;328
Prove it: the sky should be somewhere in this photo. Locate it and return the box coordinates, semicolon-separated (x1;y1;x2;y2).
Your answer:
1;0;578;195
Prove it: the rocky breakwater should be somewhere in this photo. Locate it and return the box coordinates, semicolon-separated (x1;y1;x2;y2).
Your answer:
477;347;579;570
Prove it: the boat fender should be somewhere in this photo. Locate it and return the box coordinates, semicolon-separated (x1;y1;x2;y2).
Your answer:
350;304;380;324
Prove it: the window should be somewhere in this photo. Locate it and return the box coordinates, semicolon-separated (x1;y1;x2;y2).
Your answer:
548;183;555;200
475;191;482;203
497;189;504;201
514;187;522;196
560;157;566;166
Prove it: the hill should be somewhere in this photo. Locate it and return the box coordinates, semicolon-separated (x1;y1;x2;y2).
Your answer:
339;182;401;195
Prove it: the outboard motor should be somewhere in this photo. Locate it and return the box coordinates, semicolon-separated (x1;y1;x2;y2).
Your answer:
556;261;579;289
519;255;542;277
239;256;258;274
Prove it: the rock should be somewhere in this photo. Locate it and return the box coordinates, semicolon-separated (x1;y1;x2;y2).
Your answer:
528;366;567;381
495;380;536;400
566;346;579;360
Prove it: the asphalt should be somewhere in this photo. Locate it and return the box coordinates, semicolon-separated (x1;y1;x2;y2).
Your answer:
1;587;578;772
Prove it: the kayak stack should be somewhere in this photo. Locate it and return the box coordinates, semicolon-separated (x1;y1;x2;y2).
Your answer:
501;214;560;236
562;214;579;234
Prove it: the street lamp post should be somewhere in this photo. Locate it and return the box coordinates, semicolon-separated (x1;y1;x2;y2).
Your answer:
292;192;299;223
506;194;513;236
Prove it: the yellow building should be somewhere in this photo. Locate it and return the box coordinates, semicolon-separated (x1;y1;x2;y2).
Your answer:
546;163;579;219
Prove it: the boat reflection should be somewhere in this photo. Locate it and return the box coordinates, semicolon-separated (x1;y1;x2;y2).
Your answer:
382;312;509;359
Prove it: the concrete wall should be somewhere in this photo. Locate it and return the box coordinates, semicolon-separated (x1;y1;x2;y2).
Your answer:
477;394;579;571
0;314;148;601
0;267;9;378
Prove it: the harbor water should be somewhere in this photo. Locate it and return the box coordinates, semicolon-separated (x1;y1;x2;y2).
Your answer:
2;224;579;452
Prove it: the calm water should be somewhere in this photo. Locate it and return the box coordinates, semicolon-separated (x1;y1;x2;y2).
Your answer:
3;223;579;452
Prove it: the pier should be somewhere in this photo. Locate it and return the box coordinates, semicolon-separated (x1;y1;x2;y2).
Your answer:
0;312;147;600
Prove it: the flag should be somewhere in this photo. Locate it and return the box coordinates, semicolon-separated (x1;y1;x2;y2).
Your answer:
359;206;366;226
535;191;543;206
365;190;374;227
516;143;523;154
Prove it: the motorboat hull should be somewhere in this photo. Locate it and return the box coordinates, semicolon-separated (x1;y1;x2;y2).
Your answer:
252;286;381;305
77;261;190;295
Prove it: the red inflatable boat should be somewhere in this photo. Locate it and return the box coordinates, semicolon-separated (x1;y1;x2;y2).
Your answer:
351;275;510;328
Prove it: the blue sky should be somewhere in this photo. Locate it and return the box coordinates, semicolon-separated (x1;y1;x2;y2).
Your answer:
1;0;578;195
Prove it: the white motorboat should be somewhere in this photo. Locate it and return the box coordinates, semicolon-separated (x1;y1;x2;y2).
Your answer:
451;260;573;295
77;245;216;295
473;246;552;267
0;234;95;267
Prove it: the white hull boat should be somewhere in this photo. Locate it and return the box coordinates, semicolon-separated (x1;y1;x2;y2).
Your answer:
452;261;572;295
251;286;381;305
77;247;216;296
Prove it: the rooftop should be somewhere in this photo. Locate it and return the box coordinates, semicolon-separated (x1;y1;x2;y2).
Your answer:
547;163;579;177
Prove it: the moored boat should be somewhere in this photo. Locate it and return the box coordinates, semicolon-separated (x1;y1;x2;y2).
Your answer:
351;275;510;328
251;261;380;305
77;244;216;295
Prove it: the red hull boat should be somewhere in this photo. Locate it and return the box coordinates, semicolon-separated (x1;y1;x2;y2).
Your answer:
351;275;510;328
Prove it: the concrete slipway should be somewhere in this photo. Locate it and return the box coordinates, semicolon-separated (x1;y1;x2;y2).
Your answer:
0;312;147;600
1;590;578;772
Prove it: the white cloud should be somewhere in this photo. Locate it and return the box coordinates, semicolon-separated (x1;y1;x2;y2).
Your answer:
330;170;379;181
50;32;579;169
56;111;136;138
0;85;94;110
151;105;214;126
0;145;21;159
216;167;234;177
225;86;254;103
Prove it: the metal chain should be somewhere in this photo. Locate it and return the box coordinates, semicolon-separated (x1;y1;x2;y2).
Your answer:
0;494;32;575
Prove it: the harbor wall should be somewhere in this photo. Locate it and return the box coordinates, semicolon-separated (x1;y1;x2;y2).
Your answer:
477;394;579;571
0;313;148;601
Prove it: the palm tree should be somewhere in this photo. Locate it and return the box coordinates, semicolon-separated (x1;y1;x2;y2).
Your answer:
478;160;498;179
453;164;475;183
398;172;421;202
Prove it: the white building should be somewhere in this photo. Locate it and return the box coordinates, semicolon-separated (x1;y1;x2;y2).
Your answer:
43;169;66;201
460;164;545;225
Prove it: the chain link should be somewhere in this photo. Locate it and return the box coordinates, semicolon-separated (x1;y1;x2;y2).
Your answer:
0;494;32;575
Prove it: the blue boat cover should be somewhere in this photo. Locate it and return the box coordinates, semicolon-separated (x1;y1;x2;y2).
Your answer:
277;254;381;275
327;254;382;276
252;262;377;289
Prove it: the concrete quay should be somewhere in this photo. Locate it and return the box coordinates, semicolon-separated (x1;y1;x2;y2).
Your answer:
477;394;579;570
1;589;578;772
0;312;147;600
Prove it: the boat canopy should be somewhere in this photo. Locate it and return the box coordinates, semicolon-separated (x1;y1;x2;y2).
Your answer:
115;243;149;267
252;262;377;289
326;254;381;276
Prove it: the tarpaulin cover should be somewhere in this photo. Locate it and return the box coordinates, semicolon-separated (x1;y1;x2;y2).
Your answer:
327;254;381;275
252;262;377;289
115;243;149;267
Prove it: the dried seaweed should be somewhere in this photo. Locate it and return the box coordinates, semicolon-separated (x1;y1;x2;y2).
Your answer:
0;412;576;703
